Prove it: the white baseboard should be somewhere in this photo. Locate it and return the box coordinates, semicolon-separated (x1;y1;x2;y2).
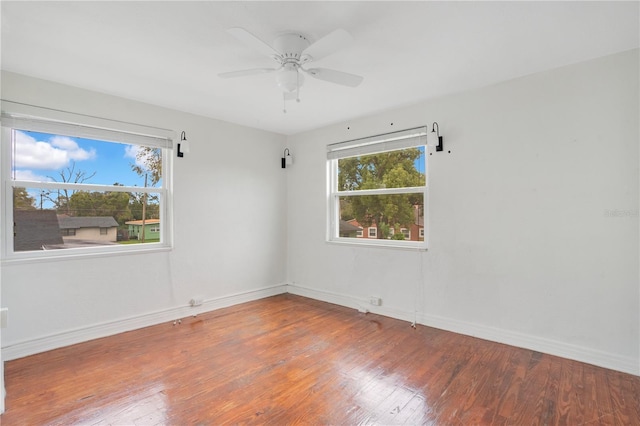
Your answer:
286;283;639;376
4;282;637;376
2;284;287;361
415;310;639;376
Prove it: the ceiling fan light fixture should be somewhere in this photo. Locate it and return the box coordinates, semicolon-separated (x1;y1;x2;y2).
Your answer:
276;64;303;93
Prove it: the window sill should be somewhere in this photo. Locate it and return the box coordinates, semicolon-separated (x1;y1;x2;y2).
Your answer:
1;244;172;266
326;239;428;251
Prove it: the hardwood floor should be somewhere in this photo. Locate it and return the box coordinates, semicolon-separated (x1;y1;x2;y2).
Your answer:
2;294;639;425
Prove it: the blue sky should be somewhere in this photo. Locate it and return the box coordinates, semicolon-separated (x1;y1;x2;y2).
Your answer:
416;146;425;175
14;129;421;192
14;130;155;188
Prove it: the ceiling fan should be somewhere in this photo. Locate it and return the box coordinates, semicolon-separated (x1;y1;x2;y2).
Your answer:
219;28;364;111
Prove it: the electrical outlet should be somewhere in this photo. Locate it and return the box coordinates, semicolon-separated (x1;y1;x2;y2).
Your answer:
369;297;382;306
189;297;204;307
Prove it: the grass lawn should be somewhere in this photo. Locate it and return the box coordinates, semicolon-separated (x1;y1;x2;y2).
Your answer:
118;239;160;245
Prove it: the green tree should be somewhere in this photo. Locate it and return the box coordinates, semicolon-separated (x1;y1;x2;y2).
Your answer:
338;148;424;239
130;147;162;242
13;188;37;210
68;189;133;224
129;193;159;220
131;147;162;187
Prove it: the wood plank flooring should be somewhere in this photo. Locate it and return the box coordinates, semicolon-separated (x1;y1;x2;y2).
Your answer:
2;294;639;425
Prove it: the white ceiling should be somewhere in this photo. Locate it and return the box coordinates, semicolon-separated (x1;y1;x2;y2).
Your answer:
1;1;639;136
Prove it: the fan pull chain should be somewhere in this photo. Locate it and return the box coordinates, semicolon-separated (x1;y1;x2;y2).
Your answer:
296;69;301;103
283;94;287;114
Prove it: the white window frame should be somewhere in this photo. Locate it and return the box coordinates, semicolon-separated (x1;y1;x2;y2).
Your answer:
1;104;174;262
327;127;428;249
368;227;377;238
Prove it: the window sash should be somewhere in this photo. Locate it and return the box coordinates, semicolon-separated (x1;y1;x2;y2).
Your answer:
7;181;168;254
327;126;428;249
11;180;164;195
1;110;173;260
337;186;426;196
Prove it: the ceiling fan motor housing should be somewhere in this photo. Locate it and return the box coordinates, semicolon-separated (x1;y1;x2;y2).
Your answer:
272;33;310;63
273;34;310;93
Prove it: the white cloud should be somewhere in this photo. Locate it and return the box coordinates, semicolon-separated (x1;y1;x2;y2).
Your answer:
124;144;138;160
51;135;96;161
49;135;79;150
125;144;151;169
13;170;54;182
14;131;96;170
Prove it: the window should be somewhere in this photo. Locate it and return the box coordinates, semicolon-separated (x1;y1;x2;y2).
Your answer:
400;228;411;240
2;107;173;260
328;127;427;248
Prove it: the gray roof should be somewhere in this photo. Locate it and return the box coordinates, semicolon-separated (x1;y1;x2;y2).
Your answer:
340;220;362;233
57;216;119;229
14;210;64;251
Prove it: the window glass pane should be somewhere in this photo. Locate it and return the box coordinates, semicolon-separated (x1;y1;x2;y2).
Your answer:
339;194;424;241
13;187;161;252
337;146;425;191
12;130;162;187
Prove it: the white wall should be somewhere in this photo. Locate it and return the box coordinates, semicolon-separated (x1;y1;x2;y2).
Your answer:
286;49;640;375
0;71;288;358
1;49;637;376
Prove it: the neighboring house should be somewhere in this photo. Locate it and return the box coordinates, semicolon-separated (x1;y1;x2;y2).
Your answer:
347;205;424;241
13;210;64;251
126;219;160;240
339;220;362;238
410;204;425;242
346;219;382;239
57;216;119;243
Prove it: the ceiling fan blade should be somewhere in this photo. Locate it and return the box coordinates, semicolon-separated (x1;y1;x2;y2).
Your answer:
304;68;363;87
302;29;353;62
227;27;280;59
218;68;278;78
